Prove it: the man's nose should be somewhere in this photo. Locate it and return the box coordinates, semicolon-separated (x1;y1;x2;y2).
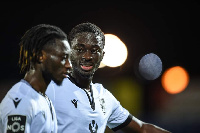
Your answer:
65;59;72;69
82;50;93;60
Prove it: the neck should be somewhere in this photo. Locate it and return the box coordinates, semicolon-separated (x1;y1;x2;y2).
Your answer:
24;70;50;95
70;72;93;90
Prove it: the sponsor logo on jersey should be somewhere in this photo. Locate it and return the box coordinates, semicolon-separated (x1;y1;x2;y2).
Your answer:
71;99;78;108
13;98;21;108
7;115;26;133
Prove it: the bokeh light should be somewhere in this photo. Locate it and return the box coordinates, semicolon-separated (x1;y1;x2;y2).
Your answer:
99;62;106;68
161;66;189;94
138;53;162;80
109;77;143;116
101;34;128;67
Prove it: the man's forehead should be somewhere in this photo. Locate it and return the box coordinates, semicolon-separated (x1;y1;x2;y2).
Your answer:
62;40;70;49
74;32;96;40
49;39;70;53
72;32;103;48
61;40;71;53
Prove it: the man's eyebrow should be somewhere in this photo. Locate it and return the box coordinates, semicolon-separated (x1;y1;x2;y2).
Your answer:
75;43;85;47
93;45;101;48
74;43;101;49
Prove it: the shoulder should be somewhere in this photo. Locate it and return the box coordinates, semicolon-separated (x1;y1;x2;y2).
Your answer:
0;80;44;116
92;83;114;97
8;80;39;101
2;81;25;102
46;78;74;103
93;83;106;93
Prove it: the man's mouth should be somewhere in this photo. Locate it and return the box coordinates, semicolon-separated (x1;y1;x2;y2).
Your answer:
62;69;72;78
62;74;68;78
81;65;93;71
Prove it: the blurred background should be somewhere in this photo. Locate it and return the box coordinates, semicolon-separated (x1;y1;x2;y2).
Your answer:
0;1;200;132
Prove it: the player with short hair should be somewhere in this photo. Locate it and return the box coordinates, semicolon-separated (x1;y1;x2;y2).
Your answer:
0;24;71;133
46;22;171;133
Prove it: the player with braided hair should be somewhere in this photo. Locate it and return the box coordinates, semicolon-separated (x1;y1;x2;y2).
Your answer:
0;24;71;133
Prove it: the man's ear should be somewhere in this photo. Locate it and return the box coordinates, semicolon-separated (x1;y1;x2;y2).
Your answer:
38;50;47;63
101;51;105;61
103;51;105;56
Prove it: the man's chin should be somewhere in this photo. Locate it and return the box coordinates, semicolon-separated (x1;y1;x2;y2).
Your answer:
79;70;93;78
52;79;64;86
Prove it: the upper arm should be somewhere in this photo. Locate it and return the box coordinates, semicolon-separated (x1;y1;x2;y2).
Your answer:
105;90;130;130
114;114;143;133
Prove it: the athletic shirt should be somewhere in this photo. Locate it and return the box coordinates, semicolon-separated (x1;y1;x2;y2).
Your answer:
46;77;132;133
0;79;57;133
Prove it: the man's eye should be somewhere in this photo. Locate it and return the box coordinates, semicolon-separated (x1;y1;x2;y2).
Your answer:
62;55;68;60
91;49;99;54
76;48;84;53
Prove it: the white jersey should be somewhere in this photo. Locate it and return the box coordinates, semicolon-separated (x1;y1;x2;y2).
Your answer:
46;77;132;133
0;79;57;133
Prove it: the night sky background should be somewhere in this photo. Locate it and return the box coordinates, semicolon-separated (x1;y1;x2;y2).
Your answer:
0;1;200;132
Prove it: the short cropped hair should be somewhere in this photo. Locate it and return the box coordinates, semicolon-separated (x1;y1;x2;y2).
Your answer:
68;22;105;47
19;24;67;73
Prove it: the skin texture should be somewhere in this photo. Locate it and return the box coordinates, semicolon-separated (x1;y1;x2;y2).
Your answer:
24;39;71;95
69;28;171;133
70;32;104;89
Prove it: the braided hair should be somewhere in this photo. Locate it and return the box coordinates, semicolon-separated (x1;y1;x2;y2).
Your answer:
68;22;105;48
19;24;67;73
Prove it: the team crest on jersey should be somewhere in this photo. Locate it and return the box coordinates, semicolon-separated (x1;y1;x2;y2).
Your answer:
7;115;26;133
89;120;98;133
99;98;106;115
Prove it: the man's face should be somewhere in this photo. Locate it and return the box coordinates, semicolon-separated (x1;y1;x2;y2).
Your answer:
42;39;71;85
70;32;104;78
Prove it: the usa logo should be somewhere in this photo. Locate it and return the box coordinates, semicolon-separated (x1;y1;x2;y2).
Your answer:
7;115;26;133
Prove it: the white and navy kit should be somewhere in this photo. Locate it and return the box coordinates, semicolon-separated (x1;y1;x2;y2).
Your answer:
46;77;134;133
0;79;57;133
